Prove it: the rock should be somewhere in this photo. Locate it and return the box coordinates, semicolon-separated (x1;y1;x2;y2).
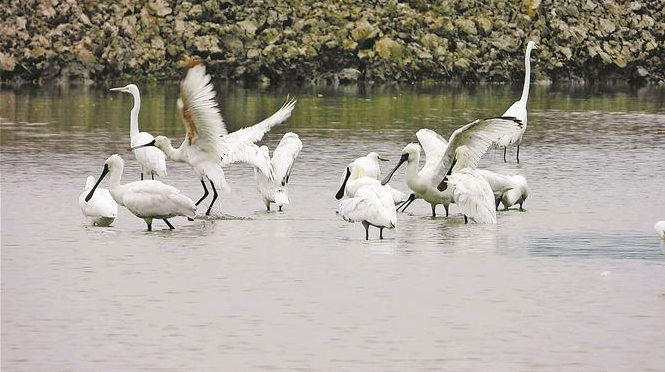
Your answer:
338;68;361;82
194;35;221;53
375;38;403;60
598;19;616;35
455;19;477;35
0;52;16;71
634;66;648;78
238;20;257;36
148;0;171;16
351;20;379;42
343;39;358;51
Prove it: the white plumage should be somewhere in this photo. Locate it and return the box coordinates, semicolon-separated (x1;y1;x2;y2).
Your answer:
85;155;195;231
477;169;529;210
338;152;389;197
131;63;295;216
338;183;397;240
79;176;118;226
254;132;303;211
655;221;665;240
337;162;406;204
110;84;167;180
495;40;537;162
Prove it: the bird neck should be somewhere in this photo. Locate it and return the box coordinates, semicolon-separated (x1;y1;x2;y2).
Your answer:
405;153;420;179
129;90;141;138
107;166;125;203
519;45;533;104
162;139;184;161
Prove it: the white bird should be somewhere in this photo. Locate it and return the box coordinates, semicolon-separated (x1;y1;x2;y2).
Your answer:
254;132;303;211
337;162;407;204
655;221;665;240
79;175;118;226
338;183;397;240
85;154;196;231
337;152;389;196
131;62;295;216
382;118;523;221
110;84;167;180
477;169;529;210
496;40;537;163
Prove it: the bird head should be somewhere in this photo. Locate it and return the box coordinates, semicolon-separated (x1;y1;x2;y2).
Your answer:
367;152;389;162
109;84;139;96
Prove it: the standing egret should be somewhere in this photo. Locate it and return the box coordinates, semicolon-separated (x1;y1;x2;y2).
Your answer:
655;221;665;240
131;62;295;216
254;132;303;211
382;118;523;219
337;162;407;204
496;40;537;163
79;176;118;226
109;84;167;180
85;155;195;231
338;184;397;240
478;169;529;210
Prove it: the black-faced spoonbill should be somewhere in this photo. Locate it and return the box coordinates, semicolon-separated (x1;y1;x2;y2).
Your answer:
337;162;407;205
79;176;118;226
254;132;303;211
477;169;529;210
109;84;167;180
495;40;538;163
338;183;397;240
131;62;295;216
85;155;196;231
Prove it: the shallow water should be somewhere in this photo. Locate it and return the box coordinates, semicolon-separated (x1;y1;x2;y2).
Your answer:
2;83;665;371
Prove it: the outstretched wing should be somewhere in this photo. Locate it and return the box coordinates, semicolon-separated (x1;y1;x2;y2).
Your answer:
178;64;228;155
436;117;523;182
221;143;274;181
449;171;496;224
219;97;296;157
271;132;303;186
416;128;448;173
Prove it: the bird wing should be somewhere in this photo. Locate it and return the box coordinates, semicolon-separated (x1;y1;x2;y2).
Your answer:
122;181;196;219
416;128;449;172
219;97;296;157
271;132;303;186
477;169;518;194
222;144;274;181
449;171;496;224
178;64;228;156
338;185;397;228
436;117;523;182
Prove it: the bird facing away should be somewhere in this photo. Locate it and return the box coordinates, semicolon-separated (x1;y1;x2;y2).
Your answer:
655;221;665;240
85;154;196;231
131;63;295;216
495;40;538;163
254;132;303;211
109;84;167;180
337;162;407;205
477;169;529;210
338;183;397;240
382;117;523;220
79;175;118;226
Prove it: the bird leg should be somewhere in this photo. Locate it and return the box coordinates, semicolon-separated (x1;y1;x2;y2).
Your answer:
279;205;283;212
495;198;501;211
195;180;209;206
140;173;144;181
516;144;520;163
464;215;468;224
519;202;524;211
362;221;370;240
431;204;436;217
146;219;152;231
206;181;218;216
444;203;449;217
503;147;507;162
151;173;154;180
163;219;175;230
380;227;384;239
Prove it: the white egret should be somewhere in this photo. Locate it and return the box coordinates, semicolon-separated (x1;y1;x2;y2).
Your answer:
79;176;118;226
655;221;665;240
109;84;167;180
496;40;537;163
477;169;529;210
337;162;407;204
382;118;523;221
338;183;397;240
131;62;295;216
254;132;303;211
85;154;195;231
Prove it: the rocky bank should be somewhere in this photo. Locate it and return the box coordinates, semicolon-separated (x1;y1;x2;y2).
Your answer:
0;0;663;85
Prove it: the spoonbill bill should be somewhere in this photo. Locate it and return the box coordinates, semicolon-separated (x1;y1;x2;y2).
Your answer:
338;183;397;240
85;154;196;231
477;169;529;210
109;84;167;180
254;132;303;211
382;117;522;220
496;40;537;163
655;221;665;240
79;176;118;226
337;162;407;204
131;62;295;216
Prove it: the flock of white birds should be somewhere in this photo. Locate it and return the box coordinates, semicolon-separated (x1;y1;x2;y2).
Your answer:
78;42;665;241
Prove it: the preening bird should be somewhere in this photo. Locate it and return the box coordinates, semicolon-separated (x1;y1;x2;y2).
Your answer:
85;154;196;231
477;169;529;210
79;175;118;226
496;40;537;163
338;183;397;240
254;132;303;211
131;62;295;216
109;84;167;180
337;162;407;205
382;118;523;222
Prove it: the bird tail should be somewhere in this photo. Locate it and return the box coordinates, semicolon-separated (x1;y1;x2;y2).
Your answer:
205;165;232;193
274;188;289;205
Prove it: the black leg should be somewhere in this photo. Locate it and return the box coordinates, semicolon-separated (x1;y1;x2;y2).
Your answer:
519;202;524;211
147;221;152;231
195;180;209;206
163;219;174;230
464;215;468;224
503;147;507;162
278;205;282;212
151;173;154;180
380;227;384;239
362;221;370;240
444;203;449;217
431;204;436;217
495;198;501;211
206;181;218;216
516;144;520;163
140;173;144;181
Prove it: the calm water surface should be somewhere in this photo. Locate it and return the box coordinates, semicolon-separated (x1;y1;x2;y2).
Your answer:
2;84;665;371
